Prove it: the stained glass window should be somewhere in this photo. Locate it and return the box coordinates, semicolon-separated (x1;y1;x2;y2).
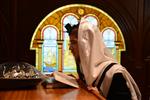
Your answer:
62;15;99;72
42;26;58;74
103;28;116;58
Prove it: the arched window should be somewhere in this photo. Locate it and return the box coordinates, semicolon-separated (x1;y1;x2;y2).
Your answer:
62;14;99;72
42;26;58;74
102;28;116;59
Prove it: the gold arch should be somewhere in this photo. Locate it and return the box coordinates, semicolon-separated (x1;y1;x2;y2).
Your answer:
30;4;126;71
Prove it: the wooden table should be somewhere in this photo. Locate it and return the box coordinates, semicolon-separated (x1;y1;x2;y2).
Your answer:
0;85;102;100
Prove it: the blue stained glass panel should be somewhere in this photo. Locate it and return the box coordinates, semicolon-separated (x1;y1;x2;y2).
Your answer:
42;26;58;74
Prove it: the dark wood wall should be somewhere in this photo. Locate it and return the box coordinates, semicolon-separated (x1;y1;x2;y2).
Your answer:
0;0;149;99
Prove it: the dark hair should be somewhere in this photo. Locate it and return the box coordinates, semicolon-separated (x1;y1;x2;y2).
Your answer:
65;23;79;36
